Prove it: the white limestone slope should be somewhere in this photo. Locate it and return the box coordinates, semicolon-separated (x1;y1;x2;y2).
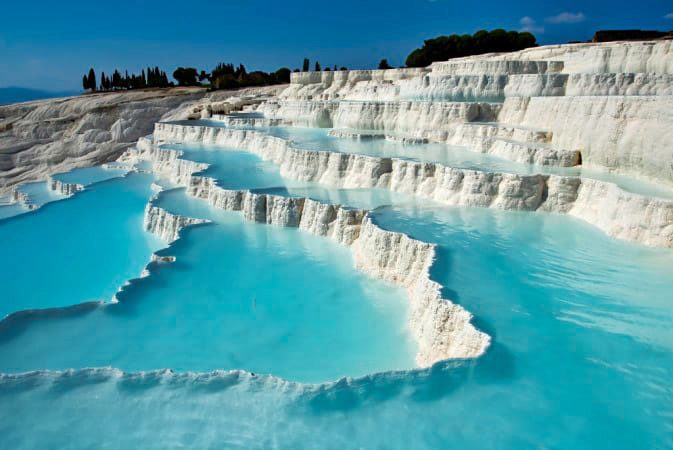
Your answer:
498;95;673;182
0;85;289;196
127;141;491;367
260;41;673;184
0;88;208;195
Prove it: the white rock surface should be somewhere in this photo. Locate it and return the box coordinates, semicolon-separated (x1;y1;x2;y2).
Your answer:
265;41;673;179
144;203;210;242
48;177;84;197
0;88;209;194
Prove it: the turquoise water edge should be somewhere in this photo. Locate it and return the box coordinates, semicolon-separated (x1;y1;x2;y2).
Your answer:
1;123;673;449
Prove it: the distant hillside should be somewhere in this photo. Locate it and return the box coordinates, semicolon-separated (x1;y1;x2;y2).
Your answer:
0;87;79;105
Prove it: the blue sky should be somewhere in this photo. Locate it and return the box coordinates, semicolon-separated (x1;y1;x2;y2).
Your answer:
2;0;673;90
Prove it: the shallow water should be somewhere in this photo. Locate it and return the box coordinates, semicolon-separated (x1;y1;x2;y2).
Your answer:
2;121;673;449
173;119;673;199
0;202;28;220
0;165;129;220
13;180;66;207
2;205;672;449
0;173;162;317
52;165;128;185
162;143;417;210
0;202;415;382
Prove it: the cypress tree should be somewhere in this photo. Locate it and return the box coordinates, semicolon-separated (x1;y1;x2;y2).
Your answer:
302;58;310;72
87;68;96;92
82;75;88;91
314;61;321;71
378;59;393;70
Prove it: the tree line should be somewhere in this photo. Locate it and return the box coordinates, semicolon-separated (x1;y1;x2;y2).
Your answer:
300;59;348;72
82;67;170;92
80;29;539;93
405;29;537;67
174;60;351;90
173;63;293;90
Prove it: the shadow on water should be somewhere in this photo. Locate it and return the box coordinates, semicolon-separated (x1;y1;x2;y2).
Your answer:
429;245;461;304
0;302;101;345
0;371;49;396
48;368;117;396
294;342;515;415
430;246;499;339
250;186;294;197
116;370;173;394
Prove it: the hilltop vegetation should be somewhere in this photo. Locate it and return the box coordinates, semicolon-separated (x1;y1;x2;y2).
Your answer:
78;30;540;94
405;29;537;67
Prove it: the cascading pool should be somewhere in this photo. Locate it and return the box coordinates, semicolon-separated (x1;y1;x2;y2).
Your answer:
172;119;673;199
1;121;673;449
0;172;162;316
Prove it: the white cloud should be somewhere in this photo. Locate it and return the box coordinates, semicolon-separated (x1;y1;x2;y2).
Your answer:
520;16;545;33
664;13;673;19
546;12;586;24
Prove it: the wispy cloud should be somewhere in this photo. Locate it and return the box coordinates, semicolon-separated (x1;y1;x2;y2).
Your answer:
520;16;544;33
546;12;586;24
664;13;673;19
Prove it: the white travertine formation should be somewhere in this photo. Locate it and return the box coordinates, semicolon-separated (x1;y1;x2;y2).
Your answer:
351;217;488;362
553;41;673;74
258;100;501;135
384;135;429;145
48;177;84;197
327;128;429;144
267;41;673;179
150;122;673;248
132;141;491;366
398;74;509;101
143;203;210;242
565;73;673;96
327;129;385;140
430;59;564;75
0;88;206;195
284;68;428;101
9;188;36;210
487;138;581;166
498;95;673;182
210;114;287;128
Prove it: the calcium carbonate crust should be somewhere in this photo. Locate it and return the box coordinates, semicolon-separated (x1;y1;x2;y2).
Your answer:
150;122;673;248
125;140;491;368
268;41;673;183
0;88;210;195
